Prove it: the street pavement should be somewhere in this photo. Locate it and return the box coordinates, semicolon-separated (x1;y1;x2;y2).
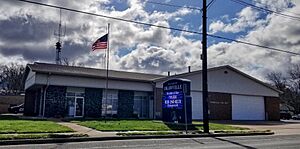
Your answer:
1;134;300;149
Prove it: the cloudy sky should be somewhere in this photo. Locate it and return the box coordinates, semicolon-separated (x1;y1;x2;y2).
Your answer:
0;0;299;81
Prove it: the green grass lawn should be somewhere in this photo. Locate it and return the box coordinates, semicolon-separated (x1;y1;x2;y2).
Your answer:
74;120;248;131
193;121;247;131
0;116;73;134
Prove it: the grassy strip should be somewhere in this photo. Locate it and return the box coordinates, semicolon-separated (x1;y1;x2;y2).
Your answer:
0;115;74;134
74;120;248;131
117;131;181;136
0;133;88;140
0;134;49;140
193;122;248;131
74;120;171;131
214;130;271;134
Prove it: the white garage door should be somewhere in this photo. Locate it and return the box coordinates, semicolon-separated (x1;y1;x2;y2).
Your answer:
191;91;203;120
232;95;265;120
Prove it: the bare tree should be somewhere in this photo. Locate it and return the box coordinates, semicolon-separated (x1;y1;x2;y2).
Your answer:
288;64;300;113
267;65;300;114
289;64;300;93
266;72;287;91
0;63;25;95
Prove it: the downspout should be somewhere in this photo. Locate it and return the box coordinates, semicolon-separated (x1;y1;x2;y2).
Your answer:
39;88;43;116
42;73;51;117
151;81;156;119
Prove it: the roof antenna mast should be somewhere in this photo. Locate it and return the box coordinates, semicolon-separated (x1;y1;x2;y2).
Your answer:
54;9;66;65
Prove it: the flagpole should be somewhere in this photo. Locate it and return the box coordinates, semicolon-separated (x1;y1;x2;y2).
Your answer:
104;23;110;122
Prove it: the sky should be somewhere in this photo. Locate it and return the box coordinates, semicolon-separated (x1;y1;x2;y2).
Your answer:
0;0;299;81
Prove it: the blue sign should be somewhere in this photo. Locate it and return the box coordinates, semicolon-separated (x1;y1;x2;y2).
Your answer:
162;78;192;124
163;90;183;109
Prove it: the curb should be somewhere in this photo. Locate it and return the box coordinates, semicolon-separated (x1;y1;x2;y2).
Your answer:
0;132;274;145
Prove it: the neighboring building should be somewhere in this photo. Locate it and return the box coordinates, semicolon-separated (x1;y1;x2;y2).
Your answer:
0;95;24;114
23;62;281;120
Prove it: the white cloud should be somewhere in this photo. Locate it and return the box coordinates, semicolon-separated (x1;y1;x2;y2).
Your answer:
209;7;263;34
255;0;292;11
0;0;196;73
207;0;300;80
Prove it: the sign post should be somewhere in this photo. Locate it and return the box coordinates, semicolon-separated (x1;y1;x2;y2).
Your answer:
183;84;188;134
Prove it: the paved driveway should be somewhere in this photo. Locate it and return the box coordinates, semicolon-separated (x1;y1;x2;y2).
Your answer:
218;120;300;135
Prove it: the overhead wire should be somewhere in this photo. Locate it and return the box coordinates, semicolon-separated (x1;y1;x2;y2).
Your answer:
207;0;217;11
207;34;300;55
146;0;202;11
253;0;300;16
230;0;300;22
16;0;202;35
15;0;300;56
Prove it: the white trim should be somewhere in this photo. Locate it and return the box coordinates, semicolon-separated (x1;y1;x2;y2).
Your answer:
74;97;84;117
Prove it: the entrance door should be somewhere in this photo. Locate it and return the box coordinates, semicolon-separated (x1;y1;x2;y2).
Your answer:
75;97;84;117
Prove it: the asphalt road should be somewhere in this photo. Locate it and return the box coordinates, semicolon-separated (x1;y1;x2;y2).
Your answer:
1;134;300;149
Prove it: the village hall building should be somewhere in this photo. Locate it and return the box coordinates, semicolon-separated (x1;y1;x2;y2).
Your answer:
23;62;281;120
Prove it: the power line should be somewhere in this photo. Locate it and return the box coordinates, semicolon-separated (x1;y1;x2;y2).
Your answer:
146;0;202;11
15;0;300;56
230;0;300;22
17;0;202;35
253;0;300;16
208;34;300;55
207;0;217;11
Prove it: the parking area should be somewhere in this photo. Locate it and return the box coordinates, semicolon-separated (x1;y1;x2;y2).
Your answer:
214;120;300;135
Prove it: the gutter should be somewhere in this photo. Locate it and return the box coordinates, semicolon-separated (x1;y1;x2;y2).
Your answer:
35;71;164;83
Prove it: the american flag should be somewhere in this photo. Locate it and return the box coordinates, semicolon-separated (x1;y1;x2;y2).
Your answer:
92;34;108;50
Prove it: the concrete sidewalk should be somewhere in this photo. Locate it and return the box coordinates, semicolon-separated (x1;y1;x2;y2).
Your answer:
58;122;117;137
217;120;300;135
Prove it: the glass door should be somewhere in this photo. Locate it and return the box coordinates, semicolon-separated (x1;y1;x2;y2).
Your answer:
67;97;75;117
75;97;84;117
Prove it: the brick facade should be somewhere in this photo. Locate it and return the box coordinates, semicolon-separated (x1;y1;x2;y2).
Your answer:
155;88;163;119
24;89;37;116
85;88;102;117
265;97;280;121
208;92;232;120
45;86;67;117
24;85;280;120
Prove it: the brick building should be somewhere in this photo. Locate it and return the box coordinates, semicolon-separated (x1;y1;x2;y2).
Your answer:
23;63;281;120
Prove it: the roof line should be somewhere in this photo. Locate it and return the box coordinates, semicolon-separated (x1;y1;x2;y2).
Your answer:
225;66;282;94
36;71;157;83
30;62;165;77
153;65;229;82
154;65;282;94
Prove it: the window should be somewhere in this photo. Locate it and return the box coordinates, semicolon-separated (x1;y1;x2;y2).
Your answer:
134;92;149;118
102;90;118;117
66;87;85;117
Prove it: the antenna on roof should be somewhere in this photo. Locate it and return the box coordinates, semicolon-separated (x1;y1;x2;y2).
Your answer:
54;9;66;65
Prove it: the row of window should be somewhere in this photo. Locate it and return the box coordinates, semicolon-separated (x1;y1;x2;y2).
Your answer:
65;89;151;118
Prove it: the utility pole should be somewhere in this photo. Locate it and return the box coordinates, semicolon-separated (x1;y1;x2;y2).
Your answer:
202;0;209;133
